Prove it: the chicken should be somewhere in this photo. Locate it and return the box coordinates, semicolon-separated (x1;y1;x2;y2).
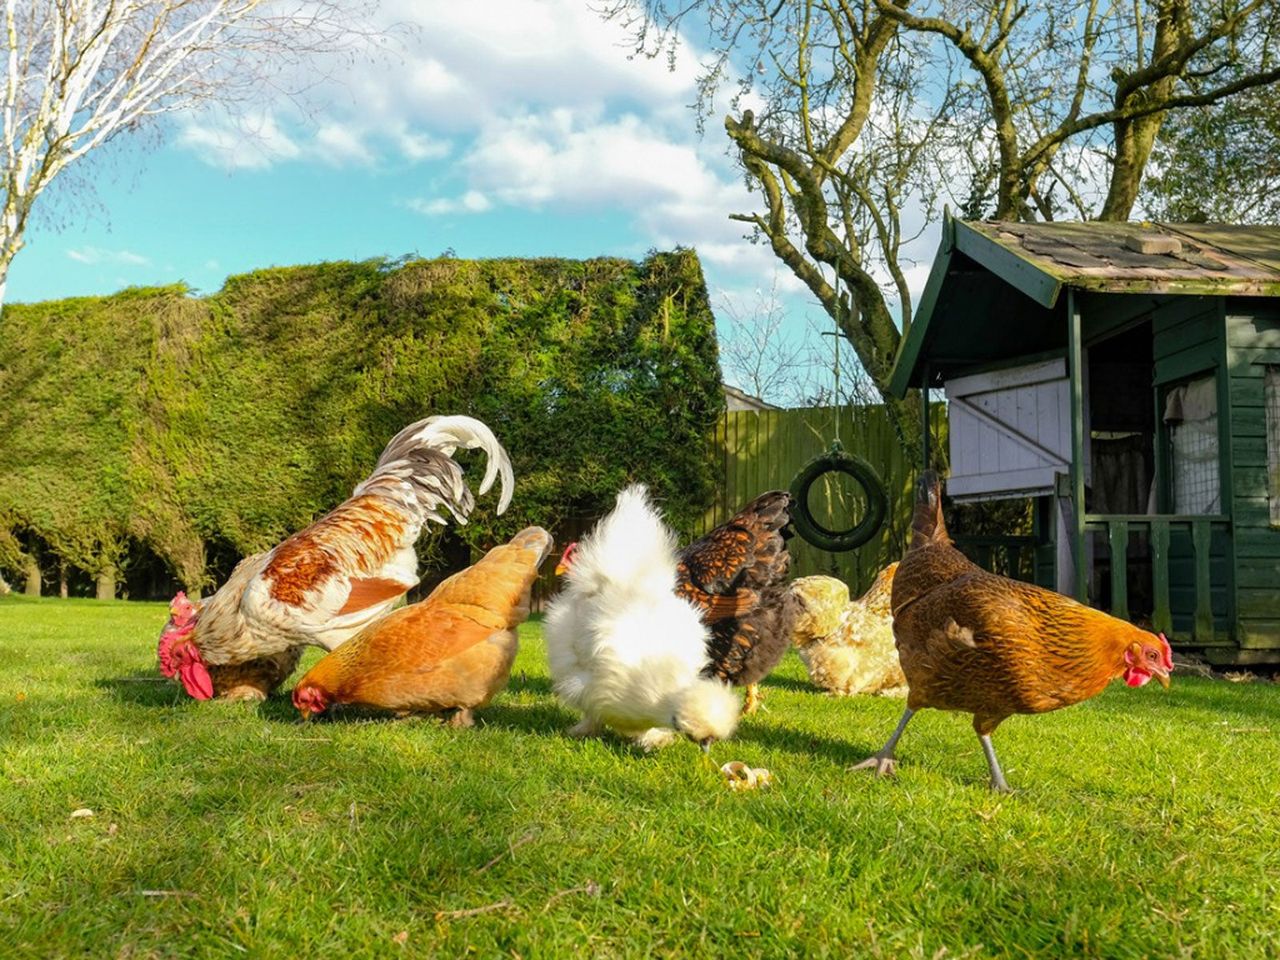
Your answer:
291;526;553;723
857;471;1173;791
543;485;740;752
157;415;514;701
675;491;799;714
790;564;907;697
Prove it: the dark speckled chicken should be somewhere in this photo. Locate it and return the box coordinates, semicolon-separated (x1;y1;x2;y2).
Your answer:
676;491;800;714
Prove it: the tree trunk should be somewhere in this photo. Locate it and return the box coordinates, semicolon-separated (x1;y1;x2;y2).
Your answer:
58;562;68;599
24;559;40;596
1099;1;1185;220
96;568;116;600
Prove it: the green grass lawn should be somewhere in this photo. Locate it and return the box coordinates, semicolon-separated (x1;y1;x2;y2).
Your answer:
1;596;1278;958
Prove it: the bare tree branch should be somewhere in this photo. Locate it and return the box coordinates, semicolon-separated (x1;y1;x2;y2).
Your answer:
0;0;384;308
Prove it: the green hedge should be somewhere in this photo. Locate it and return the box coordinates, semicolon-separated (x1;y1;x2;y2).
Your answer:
0;250;724;596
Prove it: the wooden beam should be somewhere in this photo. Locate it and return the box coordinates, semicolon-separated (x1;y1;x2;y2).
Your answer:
921;361;930;472
1067;288;1088;602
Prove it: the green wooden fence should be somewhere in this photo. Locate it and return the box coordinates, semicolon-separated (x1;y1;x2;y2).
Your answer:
696;405;945;595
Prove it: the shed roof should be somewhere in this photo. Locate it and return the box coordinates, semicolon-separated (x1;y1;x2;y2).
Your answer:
888;217;1280;397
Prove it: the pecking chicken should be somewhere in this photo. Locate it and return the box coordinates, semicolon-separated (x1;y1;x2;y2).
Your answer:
157;415;514;701
675;491;799;714
857;471;1173;791
544;485;740;752
790;563;906;697
291;526;553;724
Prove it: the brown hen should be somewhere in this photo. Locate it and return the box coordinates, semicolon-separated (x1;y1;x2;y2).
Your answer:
291;527;553;723
676;491;800;714
856;471;1173;791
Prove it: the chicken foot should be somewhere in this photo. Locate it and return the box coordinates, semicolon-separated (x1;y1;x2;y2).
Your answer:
444;708;475;729
743;684;764;715
978;733;1011;793
853;707;915;778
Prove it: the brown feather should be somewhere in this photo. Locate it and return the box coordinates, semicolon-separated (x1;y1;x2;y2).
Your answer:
296;527;554;716
676;491;800;689
893;477;1164;736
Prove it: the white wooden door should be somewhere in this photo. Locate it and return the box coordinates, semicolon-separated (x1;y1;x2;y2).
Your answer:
945;358;1087;501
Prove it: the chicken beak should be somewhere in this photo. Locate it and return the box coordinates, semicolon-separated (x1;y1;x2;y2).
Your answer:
699;738;713;754
554;562;568;577
1154;670;1171;690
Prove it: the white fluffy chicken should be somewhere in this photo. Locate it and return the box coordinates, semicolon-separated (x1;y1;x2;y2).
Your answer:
544;485;740;751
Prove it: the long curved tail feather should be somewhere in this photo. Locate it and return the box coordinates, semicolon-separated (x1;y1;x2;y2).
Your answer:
355;415;514;526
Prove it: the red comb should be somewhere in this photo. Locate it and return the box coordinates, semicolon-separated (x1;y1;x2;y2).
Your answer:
1158;632;1174;671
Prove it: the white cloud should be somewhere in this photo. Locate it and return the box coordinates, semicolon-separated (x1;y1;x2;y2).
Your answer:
178;112;301;169
405;190;492;216
168;0;815;336
67;246;150;266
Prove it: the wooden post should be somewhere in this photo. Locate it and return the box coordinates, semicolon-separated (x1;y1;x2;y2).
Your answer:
1151;519;1172;635
1067;289;1088;602
1192;519;1214;641
1108;520;1129;621
921;363;931;473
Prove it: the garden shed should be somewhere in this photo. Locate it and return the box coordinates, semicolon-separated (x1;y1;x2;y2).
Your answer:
890;215;1280;666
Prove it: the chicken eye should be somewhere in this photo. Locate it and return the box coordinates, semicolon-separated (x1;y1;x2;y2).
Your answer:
1147;650;1158;661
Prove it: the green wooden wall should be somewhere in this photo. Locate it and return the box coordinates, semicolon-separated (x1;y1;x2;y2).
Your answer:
1150;298;1235;643
1224;299;1280;653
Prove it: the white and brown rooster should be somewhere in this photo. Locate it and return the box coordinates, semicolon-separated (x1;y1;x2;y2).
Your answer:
157;415;514;701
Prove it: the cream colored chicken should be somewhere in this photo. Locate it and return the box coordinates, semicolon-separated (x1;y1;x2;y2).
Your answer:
790;564;906;697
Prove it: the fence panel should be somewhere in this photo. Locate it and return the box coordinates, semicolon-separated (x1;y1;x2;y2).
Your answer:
697;405;942;595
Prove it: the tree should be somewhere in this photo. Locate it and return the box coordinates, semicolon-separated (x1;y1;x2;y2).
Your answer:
0;0;376;307
1145;81;1280;222
718;280;824;406
607;0;1280;449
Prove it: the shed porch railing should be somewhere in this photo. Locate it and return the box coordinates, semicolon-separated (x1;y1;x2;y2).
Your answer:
1083;514;1231;642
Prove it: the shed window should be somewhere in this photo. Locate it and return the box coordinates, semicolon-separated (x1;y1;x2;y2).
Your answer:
1267;367;1280;527
1163;374;1220;514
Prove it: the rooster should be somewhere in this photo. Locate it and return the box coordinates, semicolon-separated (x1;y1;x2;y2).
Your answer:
675;491;799;714
544;485;740;751
291;526;553;724
157;415;514;701
790;564;906;697
857;471;1173;791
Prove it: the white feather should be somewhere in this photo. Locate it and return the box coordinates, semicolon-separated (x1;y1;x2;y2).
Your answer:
543;485;740;748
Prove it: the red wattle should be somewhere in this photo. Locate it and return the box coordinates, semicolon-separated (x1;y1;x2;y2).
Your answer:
1124;668;1151;688
179;659;215;700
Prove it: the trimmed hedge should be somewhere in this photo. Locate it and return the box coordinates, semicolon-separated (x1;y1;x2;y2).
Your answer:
0;250;724;596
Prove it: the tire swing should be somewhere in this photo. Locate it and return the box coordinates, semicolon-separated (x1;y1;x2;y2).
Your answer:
788;284;888;553
789;440;887;553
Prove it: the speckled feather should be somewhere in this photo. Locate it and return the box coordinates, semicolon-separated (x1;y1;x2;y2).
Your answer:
677;491;800;687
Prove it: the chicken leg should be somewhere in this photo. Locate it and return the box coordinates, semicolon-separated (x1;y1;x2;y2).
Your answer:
978;733;1011;793
853;707;915;778
743;683;764;715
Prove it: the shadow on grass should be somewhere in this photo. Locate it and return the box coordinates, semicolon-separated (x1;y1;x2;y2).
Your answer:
505;673;555;697
758;674;821;695
94;670;187;707
735;718;882;767
480;699;578;737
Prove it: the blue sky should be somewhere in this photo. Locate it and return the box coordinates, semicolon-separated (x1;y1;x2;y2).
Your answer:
10;1;819;327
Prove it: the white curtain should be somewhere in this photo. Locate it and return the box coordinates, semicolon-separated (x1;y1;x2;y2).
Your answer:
1164;375;1220;515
